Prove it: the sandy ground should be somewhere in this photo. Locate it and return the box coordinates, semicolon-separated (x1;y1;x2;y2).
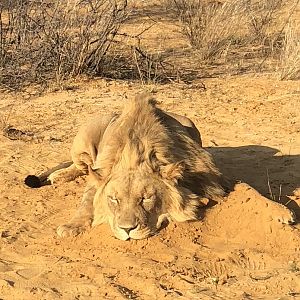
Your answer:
1;2;300;300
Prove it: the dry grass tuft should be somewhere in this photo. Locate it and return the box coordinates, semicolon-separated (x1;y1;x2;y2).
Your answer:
166;0;300;78
167;0;247;61
279;21;300;80
246;0;283;43
0;0;127;90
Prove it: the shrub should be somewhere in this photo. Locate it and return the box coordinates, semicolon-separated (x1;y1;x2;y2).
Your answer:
0;0;127;90
167;0;246;61
280;21;300;80
246;0;283;43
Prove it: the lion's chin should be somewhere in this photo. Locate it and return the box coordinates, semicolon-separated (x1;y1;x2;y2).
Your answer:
129;226;153;240
112;225;154;241
113;228;130;241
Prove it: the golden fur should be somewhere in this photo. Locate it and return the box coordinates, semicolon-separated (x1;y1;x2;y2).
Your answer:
54;93;224;240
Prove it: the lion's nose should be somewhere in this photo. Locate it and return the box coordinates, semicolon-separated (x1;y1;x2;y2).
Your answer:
119;224;138;234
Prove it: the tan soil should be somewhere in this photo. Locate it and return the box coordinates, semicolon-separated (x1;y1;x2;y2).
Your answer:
0;2;300;299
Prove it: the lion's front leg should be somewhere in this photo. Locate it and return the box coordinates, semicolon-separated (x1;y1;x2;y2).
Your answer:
57;185;96;237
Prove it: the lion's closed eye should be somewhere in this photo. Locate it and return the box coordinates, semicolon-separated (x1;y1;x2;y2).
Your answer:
108;195;119;205
141;195;155;210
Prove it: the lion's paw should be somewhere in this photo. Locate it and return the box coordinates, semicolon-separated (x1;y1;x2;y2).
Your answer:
57;224;88;238
272;208;296;225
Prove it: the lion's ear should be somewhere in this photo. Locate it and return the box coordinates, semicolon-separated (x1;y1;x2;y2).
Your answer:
160;162;185;182
88;165;103;187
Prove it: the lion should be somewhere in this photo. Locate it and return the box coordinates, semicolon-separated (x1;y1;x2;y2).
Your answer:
54;92;226;240
27;93;225;240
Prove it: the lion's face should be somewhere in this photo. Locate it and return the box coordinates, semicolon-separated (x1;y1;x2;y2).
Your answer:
93;170;169;240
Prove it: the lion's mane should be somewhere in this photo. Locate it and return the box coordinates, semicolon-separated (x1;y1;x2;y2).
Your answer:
91;93;224;224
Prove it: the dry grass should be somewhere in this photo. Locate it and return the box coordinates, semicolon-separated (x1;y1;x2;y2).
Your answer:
0;0;299;91
0;103;14;133
0;0;127;90
279;21;300;80
247;0;283;43
168;0;247;61
166;0;300;78
99;26;184;85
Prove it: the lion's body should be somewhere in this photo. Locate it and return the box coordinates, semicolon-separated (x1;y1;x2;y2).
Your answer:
70;109;201;172
52;93;224;240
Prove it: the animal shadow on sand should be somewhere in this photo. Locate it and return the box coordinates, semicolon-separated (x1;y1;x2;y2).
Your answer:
207;145;300;218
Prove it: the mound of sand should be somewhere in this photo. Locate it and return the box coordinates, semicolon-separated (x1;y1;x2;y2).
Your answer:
2;178;299;299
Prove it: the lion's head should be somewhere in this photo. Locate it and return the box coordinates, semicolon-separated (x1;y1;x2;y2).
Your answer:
91;169;172;240
90;160;213;240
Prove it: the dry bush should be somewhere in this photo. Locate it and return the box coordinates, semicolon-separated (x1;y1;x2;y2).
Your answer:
101;43;183;84
166;0;299;76
0;0;127;90
131;46;179;84
279;21;300;80
99;26;186;85
246;0;283;43
167;0;247;61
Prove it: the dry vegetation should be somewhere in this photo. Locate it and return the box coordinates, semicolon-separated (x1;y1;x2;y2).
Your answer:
0;0;299;89
280;20;300;79
167;0;300;73
0;0;127;90
166;0;247;60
